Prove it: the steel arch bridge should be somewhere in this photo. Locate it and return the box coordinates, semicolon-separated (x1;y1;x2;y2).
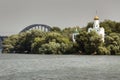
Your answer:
20;24;52;33
0;36;8;49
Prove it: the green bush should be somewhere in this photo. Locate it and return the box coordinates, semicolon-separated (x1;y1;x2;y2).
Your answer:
97;46;110;55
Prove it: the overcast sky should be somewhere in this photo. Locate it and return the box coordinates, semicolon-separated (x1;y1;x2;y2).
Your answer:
0;0;120;35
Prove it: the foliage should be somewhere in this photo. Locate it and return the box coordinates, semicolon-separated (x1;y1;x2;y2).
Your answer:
31;37;45;54
84;20;120;55
86;20;120;34
39;42;61;54
2;34;19;53
37;32;73;54
51;26;61;32
105;33;120;55
76;31;103;54
62;26;81;40
97;46;110;55
2;20;120;55
2;30;73;54
3;30;47;53
86;22;93;31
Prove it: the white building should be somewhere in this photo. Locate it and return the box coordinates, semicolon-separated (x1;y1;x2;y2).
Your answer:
88;16;105;42
72;28;79;42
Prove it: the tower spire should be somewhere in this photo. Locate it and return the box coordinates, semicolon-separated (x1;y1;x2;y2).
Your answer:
96;10;97;15
94;10;99;20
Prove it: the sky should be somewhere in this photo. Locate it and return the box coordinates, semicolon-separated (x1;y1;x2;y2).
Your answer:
0;0;120;35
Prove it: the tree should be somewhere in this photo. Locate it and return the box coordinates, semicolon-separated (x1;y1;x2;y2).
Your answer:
2;30;47;53
76;31;103;54
39;42;61;54
86;22;93;31
31;31;73;54
100;20;116;34
2;34;19;53
86;31;103;54
105;33;120;55
51;27;61;32
97;46;110;55
62;26;81;41
76;31;88;54
3;19;120;55
31;37;45;54
115;22;120;33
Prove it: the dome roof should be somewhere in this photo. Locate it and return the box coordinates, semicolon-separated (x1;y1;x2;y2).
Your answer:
94;16;99;20
73;28;79;33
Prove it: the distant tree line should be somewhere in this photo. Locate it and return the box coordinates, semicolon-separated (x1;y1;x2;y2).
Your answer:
2;20;120;55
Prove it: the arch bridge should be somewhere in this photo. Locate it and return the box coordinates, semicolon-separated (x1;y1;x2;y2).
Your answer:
20;24;52;33
0;36;8;49
0;24;51;49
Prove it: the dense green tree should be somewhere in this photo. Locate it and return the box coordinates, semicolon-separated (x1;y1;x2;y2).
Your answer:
86;22;93;31
85;31;103;54
31;31;73;54
100;20;115;34
105;33;120;55
51;27;61;32
3;30;47;53
75;31;88;54
97;46;110;55
76;31;103;54
2;34;19;53
39;42;61;54
115;22;120;33
31;37;45;54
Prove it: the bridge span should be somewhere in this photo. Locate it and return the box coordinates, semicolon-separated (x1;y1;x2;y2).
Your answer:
20;24;52;33
0;24;52;50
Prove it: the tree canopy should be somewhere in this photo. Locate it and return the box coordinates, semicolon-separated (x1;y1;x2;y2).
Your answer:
2;20;120;55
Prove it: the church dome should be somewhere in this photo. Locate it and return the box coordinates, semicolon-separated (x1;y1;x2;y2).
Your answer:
94;16;99;20
73;28;79;33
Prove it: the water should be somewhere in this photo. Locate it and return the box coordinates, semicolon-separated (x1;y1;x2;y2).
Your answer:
0;54;120;80
0;49;2;53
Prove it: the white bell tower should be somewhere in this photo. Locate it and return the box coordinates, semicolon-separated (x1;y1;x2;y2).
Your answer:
93;16;100;29
88;15;105;42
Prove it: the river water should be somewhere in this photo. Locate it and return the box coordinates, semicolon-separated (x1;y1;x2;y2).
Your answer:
0;54;120;80
0;49;2;54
